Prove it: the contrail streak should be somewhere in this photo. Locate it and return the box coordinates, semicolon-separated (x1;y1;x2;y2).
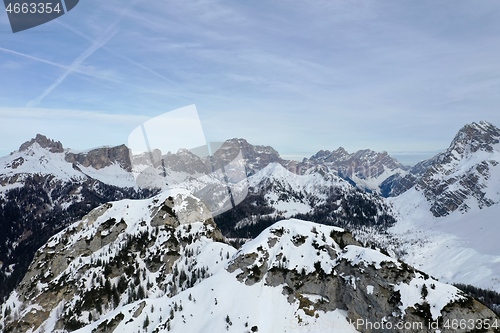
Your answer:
0;47;113;80
25;0;144;107
26;28;118;107
57;21;191;95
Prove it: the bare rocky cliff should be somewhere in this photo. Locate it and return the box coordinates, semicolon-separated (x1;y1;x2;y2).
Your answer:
0;189;224;333
1;194;497;333
381;121;500;216
65;144;132;172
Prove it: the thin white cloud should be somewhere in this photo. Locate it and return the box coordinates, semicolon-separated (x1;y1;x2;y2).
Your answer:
0;107;150;156
0;107;149;123
2;0;500;158
0;47;98;77
26;28;118;107
56;21;190;94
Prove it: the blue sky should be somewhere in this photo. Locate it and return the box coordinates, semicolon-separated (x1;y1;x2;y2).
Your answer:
1;0;500;164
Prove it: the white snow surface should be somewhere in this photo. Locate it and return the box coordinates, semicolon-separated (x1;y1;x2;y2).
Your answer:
74;269;360;333
66;217;465;333
0;142;139;190
351;165;408;193
1;186;470;333
78;163;137;188
389;187;500;292
246;163;350;219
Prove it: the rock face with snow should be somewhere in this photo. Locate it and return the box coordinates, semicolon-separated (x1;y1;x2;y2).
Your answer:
295;147;409;191
377;121;500;294
383;121;500;217
0;136;156;303
226;221;497;333
0;189;226;333
0;193;497;333
215;163;397;239
212;138;284;175
417;121;500;216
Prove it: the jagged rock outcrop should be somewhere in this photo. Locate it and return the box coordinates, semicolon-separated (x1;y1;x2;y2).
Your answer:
65;145;132;172
226;220;499;333
9;216;495;333
211;138;284;176
0;189;227;333
161;149;208;174
382;121;500;216
19;134;64;154
305;147;406;178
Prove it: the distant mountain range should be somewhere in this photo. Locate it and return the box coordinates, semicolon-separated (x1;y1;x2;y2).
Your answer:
1;121;500;331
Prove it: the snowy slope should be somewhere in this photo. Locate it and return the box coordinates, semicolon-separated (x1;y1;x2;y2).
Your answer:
219;163;397;238
351;165;408;193
247;163;349;218
0;142;85;185
2;190;496;333
377;122;500;292
67;218;495;333
387;188;500;293
73;266;360;333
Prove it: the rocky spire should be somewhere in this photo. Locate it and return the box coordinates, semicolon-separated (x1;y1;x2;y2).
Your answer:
448;121;500;155
18;134;64;153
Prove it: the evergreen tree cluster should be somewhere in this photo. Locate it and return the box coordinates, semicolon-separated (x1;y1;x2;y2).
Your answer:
295;189;396;231
0;175;156;304
454;283;500;315
215;185;396;240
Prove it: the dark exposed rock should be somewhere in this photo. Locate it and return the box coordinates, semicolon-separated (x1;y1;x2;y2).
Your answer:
229;222;500;333
19;134;64;153
65;144;132;172
382;121;500;216
0;191;224;333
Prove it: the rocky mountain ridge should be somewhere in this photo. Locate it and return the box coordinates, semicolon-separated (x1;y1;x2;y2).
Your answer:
291;146;409;191
2;120;500;313
382;121;500;216
0;133;408;305
1;191;497;333
0;136;156;304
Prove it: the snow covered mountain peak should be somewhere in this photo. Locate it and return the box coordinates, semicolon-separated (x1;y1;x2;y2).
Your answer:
299;147;408;192
18;134;64;154
0;188;226;333
2;190;498;333
382;121;500;216
410;121;500;216
446;121;500;159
